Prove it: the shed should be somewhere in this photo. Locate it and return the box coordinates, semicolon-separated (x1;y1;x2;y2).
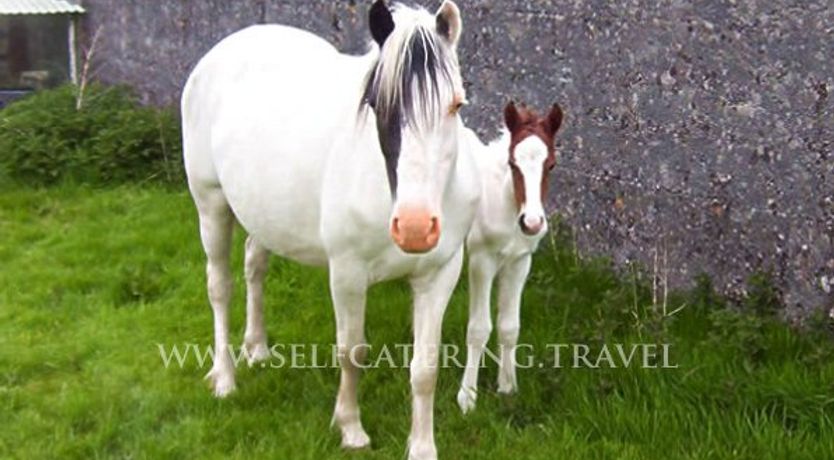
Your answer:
0;0;84;105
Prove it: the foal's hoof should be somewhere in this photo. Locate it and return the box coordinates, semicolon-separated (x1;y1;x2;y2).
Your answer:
205;368;236;398
456;387;477;414
497;385;518;396
497;372;518;395
243;340;271;366
340;426;371;450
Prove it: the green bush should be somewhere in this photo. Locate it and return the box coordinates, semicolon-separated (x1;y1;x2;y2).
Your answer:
0;84;183;186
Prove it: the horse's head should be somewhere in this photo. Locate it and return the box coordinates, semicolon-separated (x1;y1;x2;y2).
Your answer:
363;0;465;254
504;101;563;236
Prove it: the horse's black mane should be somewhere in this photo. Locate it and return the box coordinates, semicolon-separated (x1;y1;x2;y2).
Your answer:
360;27;456;196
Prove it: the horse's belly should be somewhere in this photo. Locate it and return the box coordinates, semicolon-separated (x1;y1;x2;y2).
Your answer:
195;25;371;267
212;95;335;266
225;168;328;266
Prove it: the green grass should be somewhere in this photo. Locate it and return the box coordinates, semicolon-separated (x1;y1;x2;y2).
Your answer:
2;185;834;459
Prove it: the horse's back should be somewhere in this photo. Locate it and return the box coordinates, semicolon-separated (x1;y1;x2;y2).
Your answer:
182;25;345;186
183;25;373;265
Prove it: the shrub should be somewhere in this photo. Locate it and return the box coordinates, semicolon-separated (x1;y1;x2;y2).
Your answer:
742;271;782;317
0;84;183;186
706;308;768;365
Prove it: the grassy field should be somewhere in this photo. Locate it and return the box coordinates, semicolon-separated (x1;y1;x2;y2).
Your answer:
2;185;834;459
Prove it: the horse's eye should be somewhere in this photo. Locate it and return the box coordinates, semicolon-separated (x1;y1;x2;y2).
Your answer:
449;99;466;115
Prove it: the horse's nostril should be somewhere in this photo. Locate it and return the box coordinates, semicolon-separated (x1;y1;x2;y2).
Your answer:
426;216;441;245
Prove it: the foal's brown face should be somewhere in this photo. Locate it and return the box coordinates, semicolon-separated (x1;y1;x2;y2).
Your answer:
504;102;563;236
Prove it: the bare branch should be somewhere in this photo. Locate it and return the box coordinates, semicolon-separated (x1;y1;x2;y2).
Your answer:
76;26;103;111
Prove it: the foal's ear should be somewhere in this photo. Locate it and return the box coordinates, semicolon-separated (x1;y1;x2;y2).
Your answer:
435;1;462;47
369;0;395;48
542;103;564;138
504;101;522;133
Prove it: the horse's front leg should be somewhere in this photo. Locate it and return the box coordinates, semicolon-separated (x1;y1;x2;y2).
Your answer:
457;250;498;414
496;254;532;394
328;258;371;449
408;248;464;460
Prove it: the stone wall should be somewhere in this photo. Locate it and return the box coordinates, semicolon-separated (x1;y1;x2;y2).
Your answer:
80;0;834;318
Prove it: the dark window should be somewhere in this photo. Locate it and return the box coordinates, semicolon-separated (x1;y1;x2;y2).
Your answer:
0;15;70;89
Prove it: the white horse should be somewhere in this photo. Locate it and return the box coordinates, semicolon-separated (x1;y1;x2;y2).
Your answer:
181;1;478;458
456;102;563;414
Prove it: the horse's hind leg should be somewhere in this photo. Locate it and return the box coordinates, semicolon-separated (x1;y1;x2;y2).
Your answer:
194;186;237;397
243;235;270;365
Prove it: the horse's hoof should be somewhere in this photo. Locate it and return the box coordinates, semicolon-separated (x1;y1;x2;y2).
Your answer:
340;426;371;450
456;387;477;414
243;340;271;366
408;441;438;460
205;368;236;397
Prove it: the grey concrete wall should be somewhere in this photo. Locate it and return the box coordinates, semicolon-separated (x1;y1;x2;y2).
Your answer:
80;0;834;318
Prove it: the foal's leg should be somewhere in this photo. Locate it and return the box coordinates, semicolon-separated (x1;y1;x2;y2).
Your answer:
195;187;237;397
457;251;498;414
243;235;270;365
328;258;370;449
496;255;532;394
409;248;464;460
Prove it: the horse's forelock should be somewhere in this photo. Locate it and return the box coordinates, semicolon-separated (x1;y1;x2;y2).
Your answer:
362;5;460;133
360;4;461;197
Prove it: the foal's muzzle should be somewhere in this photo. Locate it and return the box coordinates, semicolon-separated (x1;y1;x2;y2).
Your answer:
518;213;545;236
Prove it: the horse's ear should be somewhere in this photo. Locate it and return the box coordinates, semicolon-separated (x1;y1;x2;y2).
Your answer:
369;0;395;48
504;101;521;133
435;1;462;47
542;103;564;138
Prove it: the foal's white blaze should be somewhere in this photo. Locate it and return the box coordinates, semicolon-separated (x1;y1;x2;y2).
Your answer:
514;136;549;235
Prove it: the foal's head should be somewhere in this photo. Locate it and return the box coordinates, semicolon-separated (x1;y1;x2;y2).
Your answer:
504;101;564;236
363;0;465;254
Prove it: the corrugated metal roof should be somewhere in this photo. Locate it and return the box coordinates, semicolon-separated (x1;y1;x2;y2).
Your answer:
0;0;84;15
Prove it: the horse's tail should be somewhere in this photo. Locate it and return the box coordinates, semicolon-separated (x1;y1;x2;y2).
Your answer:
181;58;220;191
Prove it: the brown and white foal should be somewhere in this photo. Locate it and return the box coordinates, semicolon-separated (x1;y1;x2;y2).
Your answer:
457;101;563;413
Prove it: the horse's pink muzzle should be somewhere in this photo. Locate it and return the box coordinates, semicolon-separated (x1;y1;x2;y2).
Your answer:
390;207;441;254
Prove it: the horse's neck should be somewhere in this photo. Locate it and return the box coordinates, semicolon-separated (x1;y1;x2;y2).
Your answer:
479;129;516;210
